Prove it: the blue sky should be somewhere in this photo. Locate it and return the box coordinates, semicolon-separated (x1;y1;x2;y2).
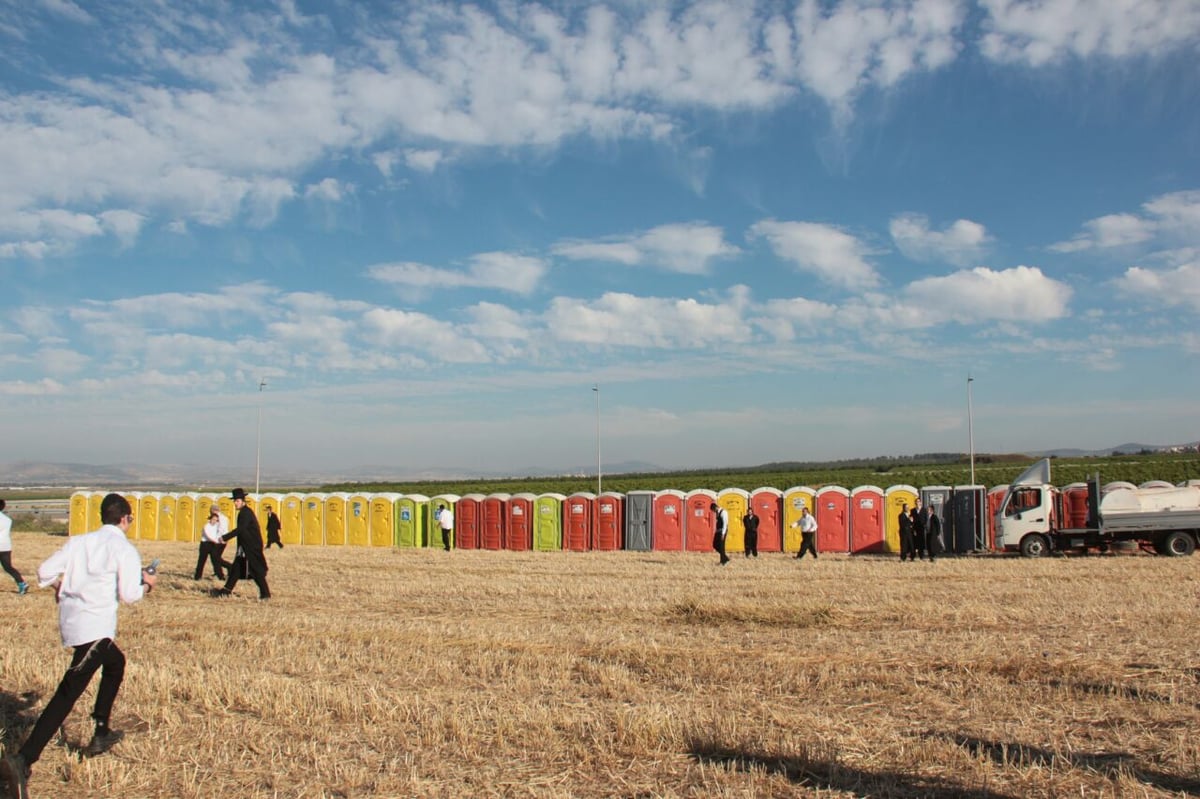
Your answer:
1;0;1198;478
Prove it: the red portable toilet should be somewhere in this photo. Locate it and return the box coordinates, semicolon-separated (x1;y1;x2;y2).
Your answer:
564;492;595;551
782;486;817;553
507;493;535;551
456;494;484;550
481;494;508;550
986;484;1008;550
850;485;885;554
815;486;850;553
749;487;783;553
684;489;717;552
652;489;685;551
595;492;624;551
1061;482;1089;529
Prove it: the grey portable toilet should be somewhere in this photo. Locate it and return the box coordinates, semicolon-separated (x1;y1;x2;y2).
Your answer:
949;485;986;553
625;491;653;551
921;485;952;551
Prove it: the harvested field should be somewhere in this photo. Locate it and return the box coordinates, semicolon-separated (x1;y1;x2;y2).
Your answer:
2;533;1199;798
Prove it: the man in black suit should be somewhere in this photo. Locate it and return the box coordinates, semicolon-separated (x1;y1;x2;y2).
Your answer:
212;488;270;600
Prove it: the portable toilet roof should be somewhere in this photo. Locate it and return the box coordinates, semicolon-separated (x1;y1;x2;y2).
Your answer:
1138;480;1174;489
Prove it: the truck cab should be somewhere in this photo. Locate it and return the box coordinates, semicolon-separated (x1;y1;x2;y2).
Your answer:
996;483;1056;556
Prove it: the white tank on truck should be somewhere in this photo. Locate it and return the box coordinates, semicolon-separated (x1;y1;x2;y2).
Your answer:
995;459;1200;557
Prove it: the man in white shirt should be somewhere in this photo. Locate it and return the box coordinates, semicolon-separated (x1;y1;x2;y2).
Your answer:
435;504;454;551
710;502;730;566
194;505;229;580
793;506;819;560
1;493;156;798
0;498;29;595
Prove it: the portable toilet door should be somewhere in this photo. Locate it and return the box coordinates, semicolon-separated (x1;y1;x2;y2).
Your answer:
84;491;106;534
920;486;952;524
346;494;371;547
595;492;624;551
748;488;783;553
883;485;919;555
534;493;564;551
815;486;850;554
850;485;885;554
507;493;535;551
69;492;89;536
429;494;460;550
624;491;653;552
564;493;595;551
398;494;431;548
456;494;484;550
986;485;1009;551
480;494;508;550
651;490;685;551
137;493;160;542
324;493;349;546
369;494;401;547
714;488;748;554
176;493;198;543
154;494;177;542
279;494;303;546
301;494;325;545
782;486;817;553
684;489;717;552
950;485;985;553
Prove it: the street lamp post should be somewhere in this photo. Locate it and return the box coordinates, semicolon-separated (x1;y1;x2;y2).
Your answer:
255;378;267;495
593;384;601;495
967;375;975;486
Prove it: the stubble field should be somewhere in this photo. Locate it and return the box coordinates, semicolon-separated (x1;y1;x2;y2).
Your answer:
2;533;1199;798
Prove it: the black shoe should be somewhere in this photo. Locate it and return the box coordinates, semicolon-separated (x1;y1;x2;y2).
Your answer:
1;752;30;799
209;588;231;597
84;728;124;756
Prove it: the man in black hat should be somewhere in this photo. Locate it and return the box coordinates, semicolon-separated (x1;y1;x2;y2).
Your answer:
264;505;283;549
212;489;270;600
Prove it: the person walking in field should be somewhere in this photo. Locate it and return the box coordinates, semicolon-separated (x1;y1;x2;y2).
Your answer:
435;504;454;551
793;506;819;560
0;499;29;595
710;502;730;565
912;499;928;560
0;493;157;799
898;503;916;561
926;509;944;563
194;506;228;580
265;505;283;549
212;488;270;600
742;506;760;558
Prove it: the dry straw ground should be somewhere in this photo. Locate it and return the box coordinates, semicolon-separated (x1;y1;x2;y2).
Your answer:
2;533;1199;798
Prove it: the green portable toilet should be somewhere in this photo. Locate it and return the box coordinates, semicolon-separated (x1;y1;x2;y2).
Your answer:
429;494;460;550
534;493;565;551
396;494;429;548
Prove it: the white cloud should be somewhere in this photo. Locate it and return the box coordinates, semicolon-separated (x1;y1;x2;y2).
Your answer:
889;213;991;265
368;252;547;295
981;0;1200;66
304;178;345;202
361;307;490;363
553;222;739;274
1113;261;1200;311
904;264;1072;323
403;149;444;173
748;219;881;290
545;291;752;348
1050;190;1200;252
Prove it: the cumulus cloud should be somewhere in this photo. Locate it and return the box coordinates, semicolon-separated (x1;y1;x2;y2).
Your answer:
904;264;1072;323
748;219;881;290
552;222;739;274
1113;261;1200;311
1050;190;1200;252
889;213;991;265
368;252;547;295
361;307;491;363
980;0;1200;66
544;291;752;348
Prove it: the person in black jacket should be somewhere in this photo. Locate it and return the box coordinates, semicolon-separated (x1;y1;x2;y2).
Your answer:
898;503;915;561
265;506;283;549
926;510;943;563
212;488;270;599
912;500;927;560
710;503;729;566
741;507;760;558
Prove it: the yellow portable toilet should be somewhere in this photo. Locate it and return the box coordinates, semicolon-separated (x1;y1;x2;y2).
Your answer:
301;494;325;545
87;491;107;533
176;493;199;542
119;493;139;539
716;488;749;553
217;495;237;526
137;493;160;542
884;484;919;554
782;486;817;553
69;492;90;536
369;493;401;547
280;493;303;546
324;493;349;546
397;494;430;548
428;494;460;550
197;495;219;526
258;493;285;542
346;493;371;547
156;494;177;541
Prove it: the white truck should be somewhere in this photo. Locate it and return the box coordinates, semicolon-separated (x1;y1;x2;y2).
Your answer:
996;459;1200;557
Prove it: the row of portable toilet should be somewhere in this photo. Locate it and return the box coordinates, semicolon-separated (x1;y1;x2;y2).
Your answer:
69;485;993;554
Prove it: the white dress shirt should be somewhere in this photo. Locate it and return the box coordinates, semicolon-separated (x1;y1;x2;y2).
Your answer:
0;510;12;551
37;524;147;647
202;512;230;545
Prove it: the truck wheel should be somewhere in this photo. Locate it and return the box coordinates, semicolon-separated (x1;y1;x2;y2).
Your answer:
1020;534;1050;558
1162;531;1196;557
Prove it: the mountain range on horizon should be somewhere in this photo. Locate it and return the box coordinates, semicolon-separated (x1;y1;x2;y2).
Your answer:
1;441;1196;489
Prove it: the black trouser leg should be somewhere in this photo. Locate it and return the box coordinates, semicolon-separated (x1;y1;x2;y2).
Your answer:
19;639;124;765
1;550;24;585
252;571;270;599
222;557;243;593
799;533;818;559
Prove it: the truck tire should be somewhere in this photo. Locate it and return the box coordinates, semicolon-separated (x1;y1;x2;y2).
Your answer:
1020;534;1050;558
1161;531;1196;557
